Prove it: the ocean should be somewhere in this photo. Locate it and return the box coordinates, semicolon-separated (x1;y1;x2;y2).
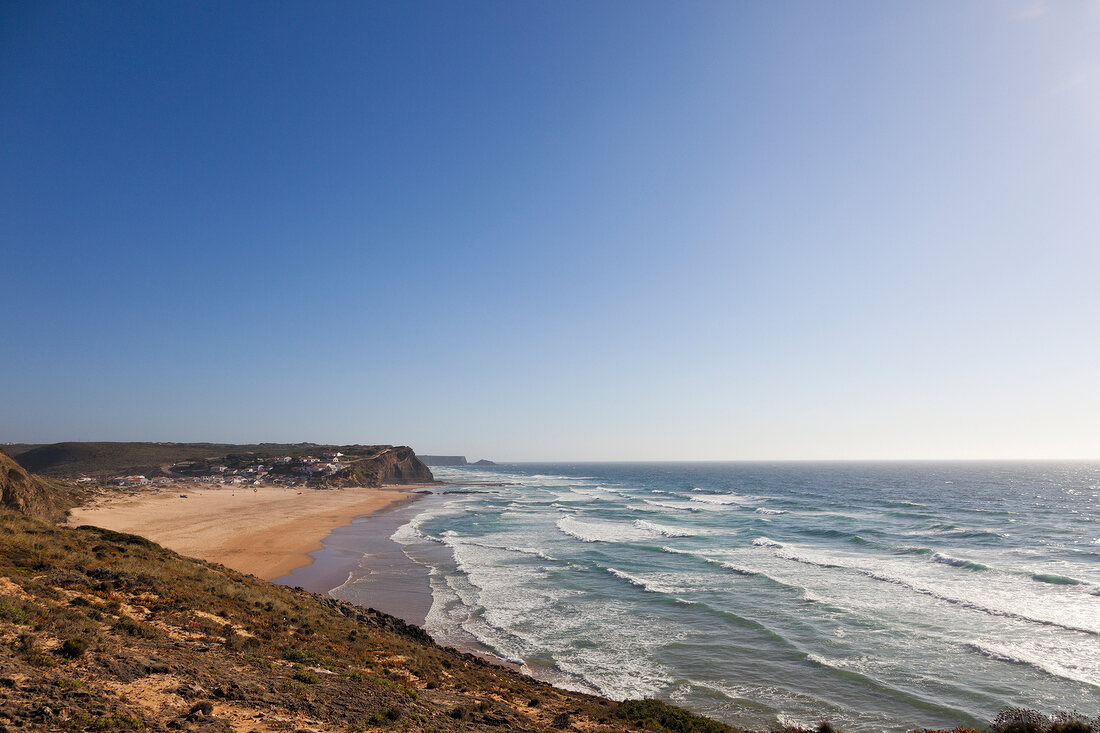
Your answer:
329;462;1100;732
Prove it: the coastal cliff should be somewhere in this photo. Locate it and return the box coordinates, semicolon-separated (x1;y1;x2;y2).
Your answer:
326;446;434;487
0;448;81;521
7;441;433;488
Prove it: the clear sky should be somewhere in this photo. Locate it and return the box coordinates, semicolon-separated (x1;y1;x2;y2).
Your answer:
2;1;1099;461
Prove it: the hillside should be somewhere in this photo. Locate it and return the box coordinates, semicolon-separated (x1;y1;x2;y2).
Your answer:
0;444;46;459
11;442;433;487
0;507;744;732
0;448;83;522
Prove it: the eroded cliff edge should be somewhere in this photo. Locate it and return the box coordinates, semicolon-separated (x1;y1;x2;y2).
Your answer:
326;445;434;486
0;448;82;521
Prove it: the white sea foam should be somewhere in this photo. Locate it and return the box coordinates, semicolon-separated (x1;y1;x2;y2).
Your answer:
604;567;689;596
634;519;692;537
453;538;558;562
755;541;1100;636
409;463;1100;728
642;498;698;511
556;516;655;543
718;561;760;577
967;640;1100;688
390;519;422;544
690;493;749;505
806;652;840;668
607;567;647;588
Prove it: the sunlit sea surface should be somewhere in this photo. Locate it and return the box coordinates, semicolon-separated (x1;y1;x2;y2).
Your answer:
335;462;1100;732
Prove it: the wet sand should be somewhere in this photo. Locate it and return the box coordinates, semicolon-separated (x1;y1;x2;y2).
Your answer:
67;483;429;580
272;493;518;669
273;495;438;625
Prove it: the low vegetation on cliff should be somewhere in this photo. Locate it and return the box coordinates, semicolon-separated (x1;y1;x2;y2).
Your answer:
5;442;433;488
0;449;84;522
0;508;744;732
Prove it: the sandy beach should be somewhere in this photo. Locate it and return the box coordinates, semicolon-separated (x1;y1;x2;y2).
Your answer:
67;483;429;580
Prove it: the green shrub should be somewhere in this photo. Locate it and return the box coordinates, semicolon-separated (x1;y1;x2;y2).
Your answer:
113;617;160;639
1004;724;1045;733
614;698;737;733
55;677;87;689
90;711;144;730
989;709;1100;733
59;638;87;658
294;669;319;684
0;599;29;624
1049;723;1092;733
284;647;327;665
84;527;156;549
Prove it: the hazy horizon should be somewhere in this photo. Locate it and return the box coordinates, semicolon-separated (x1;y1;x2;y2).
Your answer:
4;1;1099;462
4;438;1100;464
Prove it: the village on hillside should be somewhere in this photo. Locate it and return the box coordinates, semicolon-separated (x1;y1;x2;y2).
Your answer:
94;451;352;487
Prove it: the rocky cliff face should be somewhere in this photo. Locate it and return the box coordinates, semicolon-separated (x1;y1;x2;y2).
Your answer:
326;446;433;487
372;446;434;484
0;448;79;521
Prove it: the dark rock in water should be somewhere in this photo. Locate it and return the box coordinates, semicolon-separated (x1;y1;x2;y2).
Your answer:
472;459;496;466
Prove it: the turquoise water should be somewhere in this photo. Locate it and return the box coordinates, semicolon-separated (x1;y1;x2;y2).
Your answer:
351;462;1100;731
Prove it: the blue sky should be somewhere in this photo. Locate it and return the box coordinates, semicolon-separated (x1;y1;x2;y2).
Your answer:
3;1;1099;460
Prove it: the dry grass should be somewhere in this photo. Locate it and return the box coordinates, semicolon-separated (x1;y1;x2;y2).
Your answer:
0;509;740;731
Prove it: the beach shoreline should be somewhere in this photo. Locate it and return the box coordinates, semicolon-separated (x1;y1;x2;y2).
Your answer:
272;493;436;624
67;479;524;671
66;482;434;580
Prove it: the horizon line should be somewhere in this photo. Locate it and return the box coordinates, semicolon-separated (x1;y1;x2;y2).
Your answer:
5;441;1099;464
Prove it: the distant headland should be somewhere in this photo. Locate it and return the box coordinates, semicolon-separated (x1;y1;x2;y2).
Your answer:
418;455;496;467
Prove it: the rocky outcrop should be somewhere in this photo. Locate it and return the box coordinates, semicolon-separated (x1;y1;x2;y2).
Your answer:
0;448;80;521
326;447;433;487
372;446;434;484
